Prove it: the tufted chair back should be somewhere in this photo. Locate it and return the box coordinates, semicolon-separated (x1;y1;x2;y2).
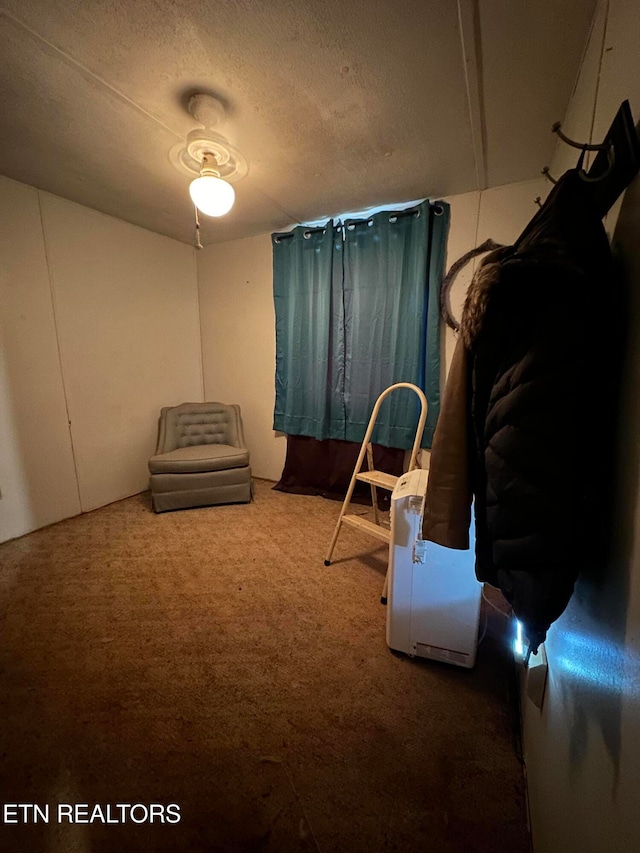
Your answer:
155;402;246;454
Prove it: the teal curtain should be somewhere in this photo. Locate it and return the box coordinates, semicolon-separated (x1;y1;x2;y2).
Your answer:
272;223;346;439
272;200;450;450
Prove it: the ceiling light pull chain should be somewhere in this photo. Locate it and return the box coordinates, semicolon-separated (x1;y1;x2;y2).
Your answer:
194;205;203;250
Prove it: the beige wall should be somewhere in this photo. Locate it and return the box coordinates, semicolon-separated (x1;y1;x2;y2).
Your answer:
520;1;640;850
1;172;543;540
197;177;546;482
0;178;81;542
0;177;202;542
197;234;286;482
41;193;202;511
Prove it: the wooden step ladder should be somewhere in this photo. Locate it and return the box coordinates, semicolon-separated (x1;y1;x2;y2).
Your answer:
324;382;428;568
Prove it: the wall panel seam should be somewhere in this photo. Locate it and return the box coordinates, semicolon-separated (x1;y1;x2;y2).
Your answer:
37;191;83;512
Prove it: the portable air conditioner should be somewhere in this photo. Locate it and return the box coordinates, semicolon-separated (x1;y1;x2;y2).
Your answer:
386;468;482;668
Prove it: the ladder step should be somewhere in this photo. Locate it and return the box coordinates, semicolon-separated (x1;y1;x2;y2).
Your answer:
324;383;427;567
342;514;391;543
355;470;399;490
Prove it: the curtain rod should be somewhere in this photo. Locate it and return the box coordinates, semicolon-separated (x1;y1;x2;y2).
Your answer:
273;201;444;242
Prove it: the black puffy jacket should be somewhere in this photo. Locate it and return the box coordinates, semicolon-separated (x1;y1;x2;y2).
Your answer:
462;170;618;650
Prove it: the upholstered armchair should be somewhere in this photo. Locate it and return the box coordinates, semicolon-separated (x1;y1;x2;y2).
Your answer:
148;402;252;512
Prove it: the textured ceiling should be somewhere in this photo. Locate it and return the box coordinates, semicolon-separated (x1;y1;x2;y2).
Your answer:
0;0;597;245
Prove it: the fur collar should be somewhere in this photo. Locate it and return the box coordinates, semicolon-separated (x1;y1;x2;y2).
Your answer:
459;241;589;349
459;247;513;349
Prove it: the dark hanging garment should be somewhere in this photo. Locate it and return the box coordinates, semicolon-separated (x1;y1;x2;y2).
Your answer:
424;168;620;652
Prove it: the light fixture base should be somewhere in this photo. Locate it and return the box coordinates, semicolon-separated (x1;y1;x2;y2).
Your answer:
169;129;248;182
188;93;226;129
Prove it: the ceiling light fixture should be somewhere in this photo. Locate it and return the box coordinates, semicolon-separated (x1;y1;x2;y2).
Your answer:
169;93;248;246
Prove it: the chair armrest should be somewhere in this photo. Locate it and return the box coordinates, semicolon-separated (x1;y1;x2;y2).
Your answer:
154;407;175;454
229;403;248;449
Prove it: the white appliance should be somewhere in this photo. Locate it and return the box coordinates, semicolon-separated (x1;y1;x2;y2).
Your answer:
386;468;482;668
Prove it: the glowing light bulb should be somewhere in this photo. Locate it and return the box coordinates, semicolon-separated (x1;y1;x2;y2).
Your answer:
189;174;235;217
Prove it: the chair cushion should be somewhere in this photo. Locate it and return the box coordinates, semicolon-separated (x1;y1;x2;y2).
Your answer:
149;443;250;474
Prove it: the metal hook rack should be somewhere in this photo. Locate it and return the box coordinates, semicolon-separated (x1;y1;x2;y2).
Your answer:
551;121;616;183
551;121;611;152
541;166;557;185
534;101;640;218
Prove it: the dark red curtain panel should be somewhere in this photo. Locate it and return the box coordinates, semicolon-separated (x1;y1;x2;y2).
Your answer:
273;435;405;508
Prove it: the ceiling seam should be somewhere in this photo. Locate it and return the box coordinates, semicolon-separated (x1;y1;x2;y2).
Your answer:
253;186;303;227
1;8;183;140
456;0;487;191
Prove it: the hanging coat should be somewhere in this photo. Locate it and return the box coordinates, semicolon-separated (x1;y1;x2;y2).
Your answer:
423;169;620;651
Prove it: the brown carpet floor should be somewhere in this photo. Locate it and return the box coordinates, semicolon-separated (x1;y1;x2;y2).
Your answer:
0;479;529;853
